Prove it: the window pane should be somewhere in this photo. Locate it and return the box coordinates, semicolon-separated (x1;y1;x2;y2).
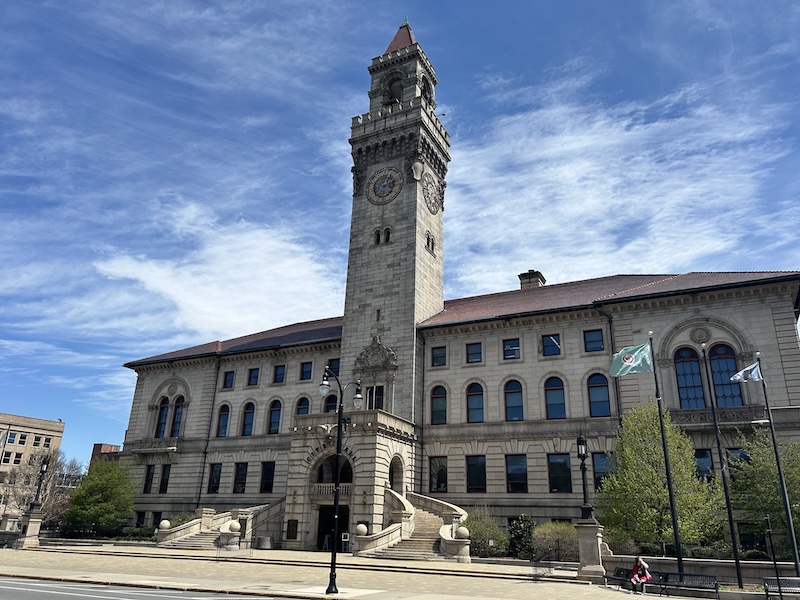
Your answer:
548;454;572;493
367;386;384;410
504;380;524;421
503;339;520;360
154;398;169;438
300;362;312;380
233;462;248;493
296;398;310;416
169;397;184;437
207;463;221;494
241;403;255;436
694;449;713;480
430;456;448;493
216;406;229;437
328;359;340;376
674;348;705;409
710;344;743;407
324;395;337;413
545;377;566;419
260;461;275;493
223;371;235;388
588;374;611;417
542;334;561;356
467;383;484;423
143;465;154;494
432;346;447;367
268;401;281;434
273;365;285;383
466;456;486;493
506;454;528;493
248;368;260;386
159;464;171;494
466;343;482;363
584;329;604;352
592;452;613;490
431;386;447;425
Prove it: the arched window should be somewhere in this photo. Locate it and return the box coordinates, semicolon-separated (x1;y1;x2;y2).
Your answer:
545;377;566;419
467;383;484;423
504;380;523;421
268;400;281;434
216;405;229;438
154;397;169;438
431;386;447;425
588;374;611;417
241;402;255;436
710;344;743;407
324;395;337;413
375;230;381;245
674;348;705;409
169;396;184;437
296;397;310;416
384;228;391;243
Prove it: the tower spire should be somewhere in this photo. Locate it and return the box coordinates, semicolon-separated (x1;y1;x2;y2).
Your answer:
385;20;416;53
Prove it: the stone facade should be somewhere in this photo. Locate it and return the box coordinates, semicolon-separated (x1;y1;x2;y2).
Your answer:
120;23;800;551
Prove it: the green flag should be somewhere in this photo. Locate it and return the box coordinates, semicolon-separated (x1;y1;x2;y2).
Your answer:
609;343;653;377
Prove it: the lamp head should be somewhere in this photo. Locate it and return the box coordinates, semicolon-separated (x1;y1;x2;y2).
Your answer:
319;367;331;396
577;434;587;460
353;381;363;410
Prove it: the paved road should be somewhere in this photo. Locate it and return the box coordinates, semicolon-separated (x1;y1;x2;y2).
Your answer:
0;545;628;600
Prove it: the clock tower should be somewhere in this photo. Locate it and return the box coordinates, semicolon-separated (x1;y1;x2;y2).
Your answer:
340;21;450;424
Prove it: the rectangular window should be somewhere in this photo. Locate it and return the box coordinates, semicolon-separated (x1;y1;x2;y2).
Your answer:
273;365;286;383
18;434;28;445
260;461;276;493
7;432;16;445
584;329;604;352
431;346;447;367
33;436;41;448
506;454;528;493
592;452;614;490
299;362;313;381
466;456;486;493
1;451;11;465
430;456;448;493
727;448;749;480
158;464;171;494
233;462;248;493
143;465;155;494
43;437;52;449
152;512;162;527
328;358;340;377
247;368;260;386
694;449;713;480
222;371;235;388
367;386;384;410
135;511;146;527
13;453;22;465
207;463;222;494
547;454;572;493
466;342;482;363
542;334;561;356
503;338;521;360
286;519;299;540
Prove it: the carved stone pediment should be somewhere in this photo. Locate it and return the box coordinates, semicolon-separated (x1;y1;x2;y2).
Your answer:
355;336;398;381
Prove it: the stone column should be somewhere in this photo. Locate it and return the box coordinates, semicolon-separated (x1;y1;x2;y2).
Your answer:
15;511;44;549
575;519;606;584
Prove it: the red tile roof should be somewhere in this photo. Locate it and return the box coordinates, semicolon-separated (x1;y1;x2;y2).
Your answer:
385;22;416;54
125;272;800;367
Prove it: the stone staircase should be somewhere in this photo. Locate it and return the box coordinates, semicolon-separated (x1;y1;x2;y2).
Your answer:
362;508;447;561
158;530;219;550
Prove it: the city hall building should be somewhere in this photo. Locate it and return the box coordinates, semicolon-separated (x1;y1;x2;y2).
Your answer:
120;23;800;552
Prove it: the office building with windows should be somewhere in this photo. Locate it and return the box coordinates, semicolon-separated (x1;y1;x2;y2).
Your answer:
120;22;800;552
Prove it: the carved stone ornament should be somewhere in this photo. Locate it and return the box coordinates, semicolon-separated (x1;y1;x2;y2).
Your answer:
352;166;366;196
167;384;178;395
355;336;398;372
690;327;711;344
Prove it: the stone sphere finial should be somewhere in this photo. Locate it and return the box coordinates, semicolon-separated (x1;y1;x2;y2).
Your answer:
456;526;470;539
159;519;171;530
229;521;241;533
355;523;368;536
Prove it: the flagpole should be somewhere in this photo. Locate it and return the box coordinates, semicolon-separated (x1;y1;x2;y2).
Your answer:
757;355;800;576
701;345;743;588
649;335;684;574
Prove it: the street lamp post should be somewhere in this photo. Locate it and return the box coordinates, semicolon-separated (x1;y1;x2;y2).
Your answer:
29;455;51;512
576;435;594;521
319;365;362;595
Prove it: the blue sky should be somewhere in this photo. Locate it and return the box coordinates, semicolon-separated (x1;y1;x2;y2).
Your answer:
2;1;799;465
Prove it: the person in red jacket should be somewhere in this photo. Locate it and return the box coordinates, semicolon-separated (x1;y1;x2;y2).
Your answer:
630;555;652;593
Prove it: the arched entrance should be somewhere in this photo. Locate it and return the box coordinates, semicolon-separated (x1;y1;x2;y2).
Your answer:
388;455;404;492
314;454;353;551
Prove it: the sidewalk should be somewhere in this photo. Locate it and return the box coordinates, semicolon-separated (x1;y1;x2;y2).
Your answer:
0;544;626;600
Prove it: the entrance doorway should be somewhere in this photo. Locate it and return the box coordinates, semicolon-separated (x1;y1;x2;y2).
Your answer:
317;505;350;551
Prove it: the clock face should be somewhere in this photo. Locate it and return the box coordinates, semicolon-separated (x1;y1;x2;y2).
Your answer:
422;172;441;214
366;168;403;205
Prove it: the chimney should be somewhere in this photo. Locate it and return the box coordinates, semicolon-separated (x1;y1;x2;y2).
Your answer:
518;270;546;290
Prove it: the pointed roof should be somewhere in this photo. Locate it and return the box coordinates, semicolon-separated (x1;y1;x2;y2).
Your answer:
385;19;416;53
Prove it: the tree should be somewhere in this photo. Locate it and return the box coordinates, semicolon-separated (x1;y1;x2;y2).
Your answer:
730;427;800;543
64;459;134;537
596;400;724;547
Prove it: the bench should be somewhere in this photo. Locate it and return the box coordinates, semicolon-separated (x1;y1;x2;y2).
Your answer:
530;550;554;580
653;571;719;599
604;567;633;590
764;576;800;599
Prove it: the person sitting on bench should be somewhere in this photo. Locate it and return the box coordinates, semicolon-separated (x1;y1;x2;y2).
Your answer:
631;555;652;593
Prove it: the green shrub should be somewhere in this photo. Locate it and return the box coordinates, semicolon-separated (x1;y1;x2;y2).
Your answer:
118;526;156;541
508;514;535;559
602;527;639;555
168;512;196;527
531;521;578;562
461;506;509;558
742;549;769;560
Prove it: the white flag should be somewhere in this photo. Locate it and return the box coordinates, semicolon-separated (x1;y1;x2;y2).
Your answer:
0;430;6;451
730;361;763;382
